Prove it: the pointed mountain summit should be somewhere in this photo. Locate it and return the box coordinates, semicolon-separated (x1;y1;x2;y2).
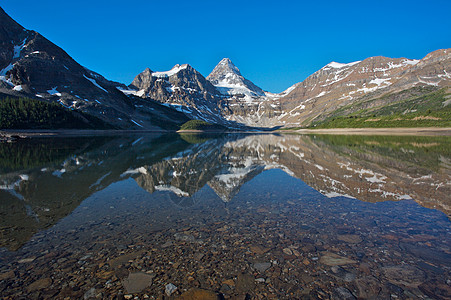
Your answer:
207;58;265;98
0;7;28;70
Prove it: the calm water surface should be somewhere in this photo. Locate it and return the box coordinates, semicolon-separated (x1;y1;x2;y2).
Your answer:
0;133;450;299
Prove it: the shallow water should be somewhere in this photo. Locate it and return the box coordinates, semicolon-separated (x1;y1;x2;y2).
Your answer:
0;133;450;299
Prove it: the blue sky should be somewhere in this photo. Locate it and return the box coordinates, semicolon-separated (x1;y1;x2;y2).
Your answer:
2;0;450;92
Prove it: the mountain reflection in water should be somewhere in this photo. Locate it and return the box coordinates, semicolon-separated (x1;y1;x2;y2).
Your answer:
0;133;450;299
1;133;450;251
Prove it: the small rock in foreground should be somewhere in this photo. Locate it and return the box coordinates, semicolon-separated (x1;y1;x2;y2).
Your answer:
166;283;178;296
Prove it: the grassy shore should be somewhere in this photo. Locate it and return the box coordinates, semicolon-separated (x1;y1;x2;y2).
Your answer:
294;127;451;136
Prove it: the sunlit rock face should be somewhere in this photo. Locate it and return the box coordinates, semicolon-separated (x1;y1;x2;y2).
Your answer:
275;50;451;126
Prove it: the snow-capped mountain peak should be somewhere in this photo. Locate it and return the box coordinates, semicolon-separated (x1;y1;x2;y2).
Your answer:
217;58;241;74
207;58;244;86
207;58;265;98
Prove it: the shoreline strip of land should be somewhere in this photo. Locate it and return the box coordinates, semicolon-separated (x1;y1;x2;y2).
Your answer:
1;127;451;139
293;127;451;136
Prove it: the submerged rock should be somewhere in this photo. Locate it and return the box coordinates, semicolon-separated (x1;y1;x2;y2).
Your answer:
121;272;155;293
337;234;362;244
27;278;52;292
330;266;356;282
83;287;96;299
236;274;255;293
174;232;196;243
320;253;357;266
356;276;382;298
332;287;356;300
419;280;451;299
161;241;173;248
282;248;293;255
382;265;425;287
253;262;271;273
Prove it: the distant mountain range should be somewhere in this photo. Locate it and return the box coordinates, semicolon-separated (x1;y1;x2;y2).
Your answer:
1;6;450;130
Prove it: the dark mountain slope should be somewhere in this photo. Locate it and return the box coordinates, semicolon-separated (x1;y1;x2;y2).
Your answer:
0;7;189;130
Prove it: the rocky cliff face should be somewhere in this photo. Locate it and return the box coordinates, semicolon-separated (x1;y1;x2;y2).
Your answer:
126;64;231;125
0;7;188;130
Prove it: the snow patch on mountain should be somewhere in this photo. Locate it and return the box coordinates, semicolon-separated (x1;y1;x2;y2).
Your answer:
83;74;108;93
121;167;148;177
13;38;27;59
131;119;144;127
324;61;361;69
117;86;139;95
373;59;419;72
369;78;391;86
322;191;356;199
404;59;420;66
152;64;188;78
0;63;14;76
266;83;299;99
47;87;62;96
